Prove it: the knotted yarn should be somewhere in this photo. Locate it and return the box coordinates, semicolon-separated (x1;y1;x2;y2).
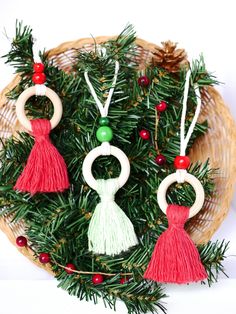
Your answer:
88;178;138;256
144;204;207;283
14;119;69;194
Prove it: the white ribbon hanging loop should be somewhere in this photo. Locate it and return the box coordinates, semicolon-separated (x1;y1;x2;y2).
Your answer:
157;69;205;217
180;69;202;156
176;69;202;184
84;60;120;117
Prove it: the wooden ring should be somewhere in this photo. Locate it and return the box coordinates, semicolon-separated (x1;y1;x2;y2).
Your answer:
157;172;205;218
82;145;130;191
15;86;63;132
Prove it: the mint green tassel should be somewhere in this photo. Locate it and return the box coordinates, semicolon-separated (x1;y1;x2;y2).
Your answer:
88;178;138;256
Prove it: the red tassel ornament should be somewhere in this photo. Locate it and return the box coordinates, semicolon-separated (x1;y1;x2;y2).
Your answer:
144;204;207;284
14;119;69;194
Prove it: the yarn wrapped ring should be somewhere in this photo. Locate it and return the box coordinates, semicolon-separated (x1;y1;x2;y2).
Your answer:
82;144;130;190
157;172;205;218
15;85;63;132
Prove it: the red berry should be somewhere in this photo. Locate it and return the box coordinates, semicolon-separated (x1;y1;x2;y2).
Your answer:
92;274;104;285
138;75;150;87
174;155;190;169
39;253;50;264
33;63;45;73
65;263;76;274
32;72;46;84
16;236;27;247
155;154;166;166
120;277;129;284
155;101;167;112
139;129;150;140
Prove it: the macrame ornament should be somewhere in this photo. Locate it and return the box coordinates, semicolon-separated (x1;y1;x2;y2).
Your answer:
14;49;69;194
144;70;208;283
82;60;138;256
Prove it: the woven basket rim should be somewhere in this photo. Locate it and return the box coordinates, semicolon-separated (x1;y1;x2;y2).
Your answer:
46;36;158;57
0;37;157;109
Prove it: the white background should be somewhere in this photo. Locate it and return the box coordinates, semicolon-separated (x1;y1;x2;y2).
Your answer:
0;0;235;313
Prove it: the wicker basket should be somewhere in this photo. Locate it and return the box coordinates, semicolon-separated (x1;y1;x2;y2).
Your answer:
0;36;236;274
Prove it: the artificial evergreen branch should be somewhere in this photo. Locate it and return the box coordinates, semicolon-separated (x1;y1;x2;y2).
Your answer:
0;23;229;314
199;240;229;285
3;20;34;73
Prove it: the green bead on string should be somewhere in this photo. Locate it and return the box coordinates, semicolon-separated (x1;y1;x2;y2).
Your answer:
99;117;109;126
96;126;113;142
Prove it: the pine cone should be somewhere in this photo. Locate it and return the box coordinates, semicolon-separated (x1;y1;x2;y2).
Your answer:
152;41;189;73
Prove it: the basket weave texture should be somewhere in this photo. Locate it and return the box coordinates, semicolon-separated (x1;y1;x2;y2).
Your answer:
0;36;236;273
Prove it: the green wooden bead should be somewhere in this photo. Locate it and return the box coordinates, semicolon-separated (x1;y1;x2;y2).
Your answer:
96;126;113;142
99;117;109;126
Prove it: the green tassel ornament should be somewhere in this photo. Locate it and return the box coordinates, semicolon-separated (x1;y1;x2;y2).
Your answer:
82;60;138;255
88;178;138;255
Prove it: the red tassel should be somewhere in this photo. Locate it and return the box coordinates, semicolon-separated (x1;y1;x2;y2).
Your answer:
144;204;207;284
14;119;69;194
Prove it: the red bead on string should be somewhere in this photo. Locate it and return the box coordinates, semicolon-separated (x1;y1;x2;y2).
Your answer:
32;62;46;84
174;156;190;169
32;72;46;84
33;63;45;73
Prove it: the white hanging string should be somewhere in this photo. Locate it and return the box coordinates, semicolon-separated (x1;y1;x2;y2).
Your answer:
35;84;46;96
101;142;111;155
32;38;41;63
84;60;120;117
177;69;202;183
33;38;46;96
180;69;202;156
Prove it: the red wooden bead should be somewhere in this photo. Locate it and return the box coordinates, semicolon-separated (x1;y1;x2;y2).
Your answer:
33;63;45;73
32;72;46;84
120;277;129;284
155;154;166;166
139;129;150;140
39;253;50;264
155;101;167;112
16;236;27;247
138;75;150;87
92;274;104;285
65;263;76;274
174;155;190;169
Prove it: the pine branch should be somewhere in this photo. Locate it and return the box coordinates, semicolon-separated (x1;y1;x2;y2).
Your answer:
190;55;219;87
199;240;229;285
3;20;34;74
56;272;167;314
0;22;228;314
